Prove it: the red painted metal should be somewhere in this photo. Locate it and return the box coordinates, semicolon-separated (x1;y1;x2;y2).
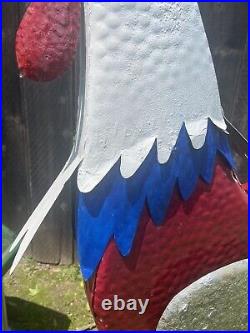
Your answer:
85;158;248;330
15;2;81;81
241;182;248;193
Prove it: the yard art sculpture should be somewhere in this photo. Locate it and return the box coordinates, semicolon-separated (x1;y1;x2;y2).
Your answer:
11;2;247;330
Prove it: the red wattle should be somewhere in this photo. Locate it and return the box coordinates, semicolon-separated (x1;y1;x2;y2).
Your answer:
85;158;248;330
15;2;81;81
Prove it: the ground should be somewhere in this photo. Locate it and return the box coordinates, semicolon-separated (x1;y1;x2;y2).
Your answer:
3;258;247;331
3;258;95;331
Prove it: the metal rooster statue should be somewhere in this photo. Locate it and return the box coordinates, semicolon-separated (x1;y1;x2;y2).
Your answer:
11;2;247;330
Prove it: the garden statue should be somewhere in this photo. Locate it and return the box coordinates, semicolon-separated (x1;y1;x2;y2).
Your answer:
10;2;247;330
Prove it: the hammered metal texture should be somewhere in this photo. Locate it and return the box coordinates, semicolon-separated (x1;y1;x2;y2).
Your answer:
78;2;227;192
85;158;248;330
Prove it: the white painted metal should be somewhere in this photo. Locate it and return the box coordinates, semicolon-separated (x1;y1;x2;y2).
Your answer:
78;2;226;193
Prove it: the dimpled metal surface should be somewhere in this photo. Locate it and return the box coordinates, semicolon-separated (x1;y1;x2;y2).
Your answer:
78;2;226;192
85;158;248;330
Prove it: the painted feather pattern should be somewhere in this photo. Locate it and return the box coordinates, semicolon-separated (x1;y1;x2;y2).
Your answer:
77;120;234;280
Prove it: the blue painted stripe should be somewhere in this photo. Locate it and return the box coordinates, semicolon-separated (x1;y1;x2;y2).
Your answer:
76;120;234;280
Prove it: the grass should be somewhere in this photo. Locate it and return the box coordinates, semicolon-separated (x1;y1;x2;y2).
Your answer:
3;258;247;331
3;258;95;330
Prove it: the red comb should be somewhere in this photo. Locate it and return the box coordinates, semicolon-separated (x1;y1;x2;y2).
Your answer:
15;2;81;81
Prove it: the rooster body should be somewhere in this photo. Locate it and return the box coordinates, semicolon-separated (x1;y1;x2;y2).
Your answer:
83;157;247;330
11;2;248;331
